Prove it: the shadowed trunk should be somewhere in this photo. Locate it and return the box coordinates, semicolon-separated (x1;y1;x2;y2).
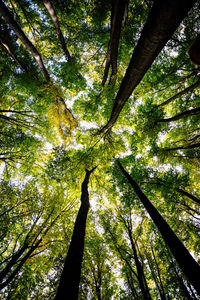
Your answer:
0;239;42;291
101;0;196;132
158;106;200;123
43;0;70;61
101;0;128;88
55;167;96;300
0;0;50;81
158;78;200;108
164;142;200;151
118;161;200;295
128;228;152;300
0;37;27;71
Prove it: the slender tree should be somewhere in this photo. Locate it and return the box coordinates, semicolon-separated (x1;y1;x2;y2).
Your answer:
158;106;200;123
101;0;128;89
118;160;200;294
0;0;50;81
55;167;97;300
157;78;200;108
100;0;197;132
43;0;71;61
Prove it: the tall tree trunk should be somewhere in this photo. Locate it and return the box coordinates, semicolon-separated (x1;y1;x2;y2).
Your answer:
43;0;70;61
101;0;196;132
157;78;200;108
55;167;96;300
117;161;200;294
158;106;200;123
101;0;128;89
128;228;152;300
0;0;50;81
0;37;27;71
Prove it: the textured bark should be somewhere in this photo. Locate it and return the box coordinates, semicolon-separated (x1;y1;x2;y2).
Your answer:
0;37;27;70
43;0;70;61
158;78;200;108
0;0;50;81
101;0;128;88
55;167;96;300
118;161;200;294
158;106;200;123
101;0;197;132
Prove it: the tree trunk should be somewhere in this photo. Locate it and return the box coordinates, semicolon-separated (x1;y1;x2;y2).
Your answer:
158;106;200;123
128;228;152;300
0;37;27;71
118;161;200;295
0;239;42;291
158;78;200;108
101;0;128;88
43;0;70;61
0;0;50;82
55;167;96;300
101;0;196;132
164;142;200;151
176;188;200;206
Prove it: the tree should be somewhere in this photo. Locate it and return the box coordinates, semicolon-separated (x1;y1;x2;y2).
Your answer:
0;0;200;298
118;160;200;294
55;167;96;299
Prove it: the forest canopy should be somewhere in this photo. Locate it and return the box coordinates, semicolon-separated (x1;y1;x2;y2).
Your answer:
0;0;200;299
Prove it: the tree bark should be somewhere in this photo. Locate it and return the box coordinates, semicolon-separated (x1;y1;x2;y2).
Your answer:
0;37;27;71
0;0;50;82
118;161;200;295
101;0;128;88
43;0;70;61
101;0;197;132
158;106;200;123
55;167;96;300
158;78;200;108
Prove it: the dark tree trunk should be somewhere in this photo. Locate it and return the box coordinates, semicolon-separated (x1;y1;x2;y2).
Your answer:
176;188;200;206
158;78;200;108
164;142;200;151
0;239;42;291
43;0;70;61
101;0;128;88
0;244;27;284
55;167;96;300
118;161;200;295
158;106;200;123
0;37;27;71
128;228;152;300
0;0;50;82
101;0;196;132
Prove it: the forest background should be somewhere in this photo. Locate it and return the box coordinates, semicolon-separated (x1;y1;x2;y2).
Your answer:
0;0;200;299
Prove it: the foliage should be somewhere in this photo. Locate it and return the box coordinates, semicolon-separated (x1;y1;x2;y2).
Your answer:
0;0;200;299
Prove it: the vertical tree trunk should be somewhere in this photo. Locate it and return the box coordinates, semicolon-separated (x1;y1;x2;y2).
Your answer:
118;161;200;295
0;0;50;81
55;167;96;300
128;228;152;300
43;0;70;61
101;0;197;132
